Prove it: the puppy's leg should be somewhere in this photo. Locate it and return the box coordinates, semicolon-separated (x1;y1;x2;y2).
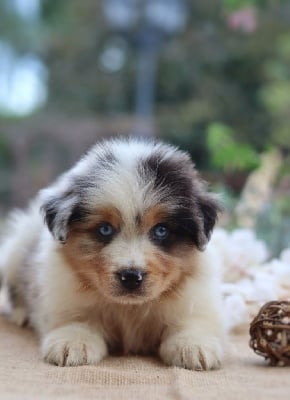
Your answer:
7;285;28;326
41;322;108;366
0;205;42;326
159;320;223;371
0;267;29;327
159;275;225;371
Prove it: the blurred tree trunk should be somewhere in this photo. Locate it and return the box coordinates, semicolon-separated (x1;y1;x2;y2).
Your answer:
235;149;282;228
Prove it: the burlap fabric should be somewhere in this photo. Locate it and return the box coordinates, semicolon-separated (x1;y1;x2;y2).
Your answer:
0;317;289;400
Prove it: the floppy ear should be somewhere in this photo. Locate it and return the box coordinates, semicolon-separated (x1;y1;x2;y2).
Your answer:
40;188;80;243
194;190;222;250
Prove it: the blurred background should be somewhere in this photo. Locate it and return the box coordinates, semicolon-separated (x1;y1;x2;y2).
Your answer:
0;0;290;256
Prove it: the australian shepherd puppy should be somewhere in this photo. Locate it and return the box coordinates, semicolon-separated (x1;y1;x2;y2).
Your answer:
0;138;225;370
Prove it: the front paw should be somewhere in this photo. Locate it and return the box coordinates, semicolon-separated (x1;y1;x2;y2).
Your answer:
41;323;107;366
159;334;223;371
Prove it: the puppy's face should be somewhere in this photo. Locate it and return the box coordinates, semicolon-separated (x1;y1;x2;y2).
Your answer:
41;139;220;304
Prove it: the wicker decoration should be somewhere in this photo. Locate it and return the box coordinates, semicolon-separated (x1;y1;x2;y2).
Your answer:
249;300;290;366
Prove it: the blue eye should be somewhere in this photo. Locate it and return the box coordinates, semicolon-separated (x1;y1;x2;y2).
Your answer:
152;224;169;241
98;223;115;239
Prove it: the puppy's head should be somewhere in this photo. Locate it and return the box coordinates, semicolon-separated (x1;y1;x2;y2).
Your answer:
41;138;221;304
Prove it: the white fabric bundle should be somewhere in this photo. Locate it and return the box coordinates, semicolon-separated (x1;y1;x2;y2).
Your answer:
210;228;290;331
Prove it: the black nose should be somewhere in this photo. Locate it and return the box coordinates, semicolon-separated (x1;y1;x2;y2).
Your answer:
117;269;145;291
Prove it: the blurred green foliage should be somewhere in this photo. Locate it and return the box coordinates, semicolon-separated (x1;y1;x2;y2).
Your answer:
207;122;260;171
0;0;290;184
260;33;290;149
0;136;13;168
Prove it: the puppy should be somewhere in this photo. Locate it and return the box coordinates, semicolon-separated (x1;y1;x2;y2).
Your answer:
0;138;225;370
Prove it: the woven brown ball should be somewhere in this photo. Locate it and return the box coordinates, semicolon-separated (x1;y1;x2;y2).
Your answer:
249;300;290;366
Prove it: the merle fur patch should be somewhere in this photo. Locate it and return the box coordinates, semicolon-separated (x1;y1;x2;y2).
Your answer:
41;188;81;243
140;148;221;250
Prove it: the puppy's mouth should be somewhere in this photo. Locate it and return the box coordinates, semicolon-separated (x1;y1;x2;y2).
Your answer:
98;268;155;305
112;268;148;303
116;268;146;291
